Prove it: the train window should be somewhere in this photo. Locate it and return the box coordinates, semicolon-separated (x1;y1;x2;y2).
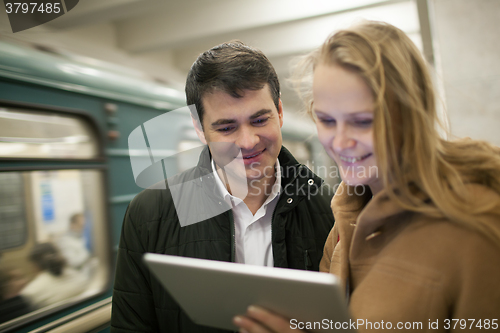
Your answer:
0;107;99;159
0;173;27;251
0;105;110;329
0;168;110;328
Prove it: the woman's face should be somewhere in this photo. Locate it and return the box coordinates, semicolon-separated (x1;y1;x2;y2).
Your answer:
313;63;382;194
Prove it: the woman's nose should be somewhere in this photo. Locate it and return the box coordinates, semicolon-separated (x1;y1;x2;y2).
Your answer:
332;126;356;152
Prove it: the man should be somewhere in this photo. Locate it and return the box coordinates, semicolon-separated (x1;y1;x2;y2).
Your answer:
56;213;90;270
111;41;334;332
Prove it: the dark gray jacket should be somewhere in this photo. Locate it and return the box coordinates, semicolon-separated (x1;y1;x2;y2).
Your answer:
111;146;335;332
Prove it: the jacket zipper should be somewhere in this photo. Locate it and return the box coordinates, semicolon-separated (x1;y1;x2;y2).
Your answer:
271;164;305;267
271;203;277;266
304;249;309;270
229;210;235;263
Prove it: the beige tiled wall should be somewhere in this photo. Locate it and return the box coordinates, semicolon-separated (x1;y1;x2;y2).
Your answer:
432;0;500;146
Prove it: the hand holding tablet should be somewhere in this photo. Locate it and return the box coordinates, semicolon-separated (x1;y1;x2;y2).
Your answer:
143;253;353;332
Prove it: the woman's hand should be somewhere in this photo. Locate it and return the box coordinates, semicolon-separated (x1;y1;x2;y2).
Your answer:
233;306;308;333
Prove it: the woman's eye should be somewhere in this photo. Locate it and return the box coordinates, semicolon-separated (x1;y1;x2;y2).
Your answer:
354;119;373;126
318;118;336;126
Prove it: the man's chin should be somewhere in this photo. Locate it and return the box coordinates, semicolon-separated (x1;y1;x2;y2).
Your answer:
245;175;265;183
224;164;274;183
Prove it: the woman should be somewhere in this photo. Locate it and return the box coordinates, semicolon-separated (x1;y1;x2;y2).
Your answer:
234;21;500;332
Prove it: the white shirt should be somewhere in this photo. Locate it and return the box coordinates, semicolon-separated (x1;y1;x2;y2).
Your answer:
21;268;89;308
211;159;281;266
56;231;90;269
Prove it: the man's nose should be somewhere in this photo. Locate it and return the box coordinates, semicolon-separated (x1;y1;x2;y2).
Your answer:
235;126;259;150
332;125;356;152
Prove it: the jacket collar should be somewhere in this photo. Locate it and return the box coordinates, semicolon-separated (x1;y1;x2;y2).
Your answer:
332;181;407;237
278;146;324;192
194;145;213;177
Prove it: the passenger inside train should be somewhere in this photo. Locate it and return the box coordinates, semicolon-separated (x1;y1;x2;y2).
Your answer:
233;21;500;333
20;242;89;309
56;213;90;269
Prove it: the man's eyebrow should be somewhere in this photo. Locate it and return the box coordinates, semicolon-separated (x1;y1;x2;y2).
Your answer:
249;109;272;119
210;109;272;127
211;119;236;127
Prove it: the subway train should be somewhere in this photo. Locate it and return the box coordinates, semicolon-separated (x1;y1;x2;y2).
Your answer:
0;40;335;332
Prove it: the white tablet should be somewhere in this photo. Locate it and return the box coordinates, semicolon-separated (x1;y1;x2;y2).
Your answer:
143;253;353;332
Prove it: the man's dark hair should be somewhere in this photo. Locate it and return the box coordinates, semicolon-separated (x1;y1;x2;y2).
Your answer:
70;213;83;225
185;41;280;128
29;242;66;277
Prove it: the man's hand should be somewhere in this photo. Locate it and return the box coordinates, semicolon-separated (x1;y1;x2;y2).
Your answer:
233;306;308;333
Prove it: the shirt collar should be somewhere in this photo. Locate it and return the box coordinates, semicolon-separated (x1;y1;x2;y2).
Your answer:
211;158;281;207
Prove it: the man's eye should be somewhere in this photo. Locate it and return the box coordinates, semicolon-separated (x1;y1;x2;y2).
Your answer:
253;117;269;125
217;126;235;132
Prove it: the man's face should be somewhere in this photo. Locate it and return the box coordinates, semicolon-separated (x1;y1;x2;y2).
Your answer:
71;214;85;234
197;84;283;182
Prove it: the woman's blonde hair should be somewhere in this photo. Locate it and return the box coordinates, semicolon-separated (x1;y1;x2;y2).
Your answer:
298;21;500;243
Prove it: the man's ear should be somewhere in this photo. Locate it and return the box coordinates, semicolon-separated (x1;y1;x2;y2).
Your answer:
278;99;284;128
191;115;207;144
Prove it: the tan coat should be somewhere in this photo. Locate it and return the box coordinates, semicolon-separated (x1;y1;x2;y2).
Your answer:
320;182;500;332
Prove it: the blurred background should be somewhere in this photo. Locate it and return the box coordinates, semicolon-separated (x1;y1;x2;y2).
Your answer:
1;0;499;145
0;0;499;332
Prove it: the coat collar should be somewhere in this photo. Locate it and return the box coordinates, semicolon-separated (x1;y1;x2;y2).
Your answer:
332;181;408;238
